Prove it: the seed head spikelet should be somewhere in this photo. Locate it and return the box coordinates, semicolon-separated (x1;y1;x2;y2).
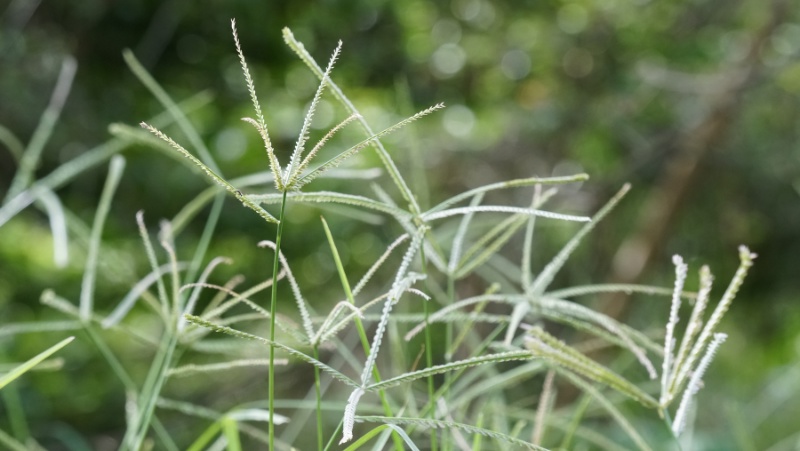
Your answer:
672;246;755;392
231;19;266;129
242;117;284;190
340;388;365;444
669;265;713;396
661;255;687;404
232;19;283;187
421;205;590;223
296;103;445;188
672;333;727;435
294;113;361;184
283;26;424;216
285;40;343;187
140;122;278;224
339;227;427;444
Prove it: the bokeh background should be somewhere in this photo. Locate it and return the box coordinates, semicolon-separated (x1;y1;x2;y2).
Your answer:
1;0;799;449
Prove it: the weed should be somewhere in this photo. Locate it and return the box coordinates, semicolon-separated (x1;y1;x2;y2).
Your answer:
0;20;755;451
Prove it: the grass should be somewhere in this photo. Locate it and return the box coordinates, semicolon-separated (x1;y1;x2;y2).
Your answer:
0;20;759;450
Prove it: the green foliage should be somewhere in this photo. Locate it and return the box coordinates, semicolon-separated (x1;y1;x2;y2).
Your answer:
1;2;797;450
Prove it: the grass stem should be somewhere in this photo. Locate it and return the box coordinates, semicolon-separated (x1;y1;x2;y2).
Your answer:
268;190;288;450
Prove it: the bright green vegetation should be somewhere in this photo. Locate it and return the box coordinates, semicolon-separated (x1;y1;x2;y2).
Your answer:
2;2;799;450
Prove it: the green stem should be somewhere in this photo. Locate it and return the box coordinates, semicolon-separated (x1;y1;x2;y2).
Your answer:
323;419;343;451
420;247;438;451
423;287;438;451
313;346;323;451
442;274;456;450
269;190;288;450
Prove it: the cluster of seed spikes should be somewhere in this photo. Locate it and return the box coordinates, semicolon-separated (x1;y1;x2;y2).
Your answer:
129;18;756;450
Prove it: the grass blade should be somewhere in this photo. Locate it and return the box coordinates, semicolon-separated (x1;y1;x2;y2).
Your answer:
356;417;548;450
529;183;630;296
0;337;74;390
123;49;221;175
368;351;535;391
0;92;211;229
34;188;69;267
425;173;589;215
5;56;76;201
80;156;126;320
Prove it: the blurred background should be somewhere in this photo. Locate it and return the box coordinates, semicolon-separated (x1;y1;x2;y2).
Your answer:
1;0;799;449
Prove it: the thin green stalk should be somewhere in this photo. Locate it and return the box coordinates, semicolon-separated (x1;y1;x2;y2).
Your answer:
323;419;343;451
313;346;323;451
442;273;456;451
268;190;288;450
418;245;439;451
423;287;438;451
560;395;591;450
84;325;136;389
185;192;225;284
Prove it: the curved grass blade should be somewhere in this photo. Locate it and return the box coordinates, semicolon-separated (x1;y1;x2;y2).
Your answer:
167;359;284;378
0;125;24;161
103;262;187;328
547;284;696;300
35;188;69;267
449;193;484;274
0;429;27;451
0;92;211;229
80;156;126;320
538;297;657;378
528;184;630;296
0;321;81;338
425;173;589;215
5;56;76;202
